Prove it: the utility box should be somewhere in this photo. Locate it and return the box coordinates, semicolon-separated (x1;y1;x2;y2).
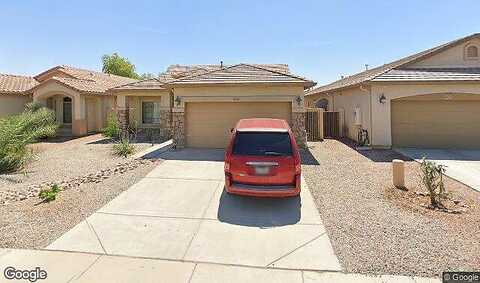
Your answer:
392;159;405;189
354;107;362;126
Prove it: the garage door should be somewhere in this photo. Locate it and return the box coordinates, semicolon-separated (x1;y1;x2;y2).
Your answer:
391;100;480;148
185;102;292;148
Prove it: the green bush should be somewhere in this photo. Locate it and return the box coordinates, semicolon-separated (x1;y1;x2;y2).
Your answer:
113;139;135;157
0;106;57;173
102;112;121;139
39;184;61;202
24;101;43;113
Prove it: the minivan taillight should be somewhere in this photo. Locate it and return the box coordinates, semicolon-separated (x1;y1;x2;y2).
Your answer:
224;153;231;173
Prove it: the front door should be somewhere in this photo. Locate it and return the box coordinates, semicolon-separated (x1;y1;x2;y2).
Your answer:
63;97;72;124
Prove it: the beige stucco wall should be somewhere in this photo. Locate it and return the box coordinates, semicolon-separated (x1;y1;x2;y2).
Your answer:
304;92;333;110
406;38;480;68
0;94;32;118
370;82;480;147
33;81;84;120
172;84;305;113
33;81;114;134
312;87;371;141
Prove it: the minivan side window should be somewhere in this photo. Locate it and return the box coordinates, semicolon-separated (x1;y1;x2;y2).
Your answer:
232;132;293;156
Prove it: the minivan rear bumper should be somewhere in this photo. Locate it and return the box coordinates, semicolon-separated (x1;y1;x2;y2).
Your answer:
224;174;300;197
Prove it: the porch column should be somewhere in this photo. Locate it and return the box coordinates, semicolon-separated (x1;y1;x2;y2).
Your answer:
172;108;185;148
72;95;87;136
116;95;129;138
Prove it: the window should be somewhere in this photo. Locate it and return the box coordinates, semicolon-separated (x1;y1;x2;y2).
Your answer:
232;132;293;156
142;101;162;124
315;98;329;110
465;45;479;59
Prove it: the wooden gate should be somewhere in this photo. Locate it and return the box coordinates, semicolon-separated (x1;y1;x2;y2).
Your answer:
323;111;339;138
305;108;323;141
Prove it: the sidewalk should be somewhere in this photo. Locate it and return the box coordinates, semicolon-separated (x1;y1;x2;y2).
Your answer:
0;249;441;283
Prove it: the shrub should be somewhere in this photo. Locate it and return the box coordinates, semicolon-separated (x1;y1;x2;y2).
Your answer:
0;106;57;173
420;157;447;208
24;101;44;112
113;138;135;157
102;112;121;139
39;184;61;202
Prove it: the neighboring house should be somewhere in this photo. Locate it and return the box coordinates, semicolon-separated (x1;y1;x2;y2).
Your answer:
305;33;480;149
0;66;136;136
31;66;137;136
0;74;37;118
110;63;315;148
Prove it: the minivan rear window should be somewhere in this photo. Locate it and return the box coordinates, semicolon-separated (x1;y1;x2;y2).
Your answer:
232;132;293;156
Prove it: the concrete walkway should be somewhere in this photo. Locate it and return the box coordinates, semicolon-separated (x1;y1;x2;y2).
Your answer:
396;148;480;192
45;148;340;271
0;249;441;282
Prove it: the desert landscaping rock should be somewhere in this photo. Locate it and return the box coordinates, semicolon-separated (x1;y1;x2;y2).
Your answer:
0;159;155;205
302;139;480;277
0;160;157;249
0;135;152;205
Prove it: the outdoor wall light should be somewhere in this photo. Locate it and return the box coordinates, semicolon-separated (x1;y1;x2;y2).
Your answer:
379;94;386;104
296;96;303;106
175;96;182;106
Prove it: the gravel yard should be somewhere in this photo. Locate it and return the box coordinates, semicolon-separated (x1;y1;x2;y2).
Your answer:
302;139;480;277
0;134;151;194
0;159;158;249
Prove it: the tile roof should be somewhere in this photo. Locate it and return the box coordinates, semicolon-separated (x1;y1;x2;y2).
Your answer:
112;63;313;91
110;78;167;91
166;63;290;75
169;64;314;87
35;65;138;94
372;68;480;82
0;74;38;95
306;33;480;95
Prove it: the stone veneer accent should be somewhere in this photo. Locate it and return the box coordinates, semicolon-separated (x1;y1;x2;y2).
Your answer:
135;110;171;141
292;112;307;148
118;108;129;138
172;111;185;148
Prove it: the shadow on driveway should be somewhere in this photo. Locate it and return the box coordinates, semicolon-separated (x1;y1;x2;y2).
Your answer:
337;138;413;162
217;189;301;227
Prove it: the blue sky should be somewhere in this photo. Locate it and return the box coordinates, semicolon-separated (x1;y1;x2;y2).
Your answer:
1;0;480;85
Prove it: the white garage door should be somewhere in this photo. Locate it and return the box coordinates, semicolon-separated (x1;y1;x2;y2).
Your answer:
185;102;292;148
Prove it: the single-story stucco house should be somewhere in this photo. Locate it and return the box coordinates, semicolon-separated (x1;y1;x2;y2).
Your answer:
0;63;314;148
0;65;136;136
305;33;480;149
110;63;315;148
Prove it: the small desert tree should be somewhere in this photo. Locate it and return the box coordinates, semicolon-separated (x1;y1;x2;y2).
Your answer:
420;157;447;208
102;53;140;79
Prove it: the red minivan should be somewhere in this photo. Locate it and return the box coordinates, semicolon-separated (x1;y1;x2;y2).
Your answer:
224;118;301;197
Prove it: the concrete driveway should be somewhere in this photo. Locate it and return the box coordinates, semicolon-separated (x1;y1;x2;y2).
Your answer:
46;148;341;273
396;148;480;192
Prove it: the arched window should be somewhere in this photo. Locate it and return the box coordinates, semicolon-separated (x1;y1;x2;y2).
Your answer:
315;98;329;110
465;45;479;59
